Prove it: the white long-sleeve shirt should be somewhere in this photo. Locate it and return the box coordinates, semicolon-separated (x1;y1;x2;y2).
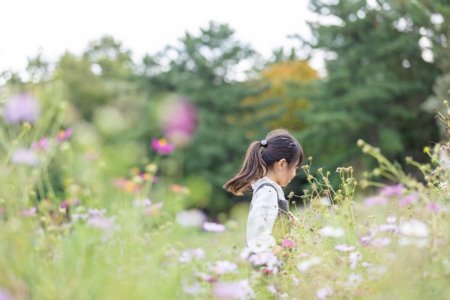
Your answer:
247;176;285;253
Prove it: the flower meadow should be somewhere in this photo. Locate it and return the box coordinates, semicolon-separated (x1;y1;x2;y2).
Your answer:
0;94;449;300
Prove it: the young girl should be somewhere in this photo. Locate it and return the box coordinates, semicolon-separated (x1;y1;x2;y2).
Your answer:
223;129;304;255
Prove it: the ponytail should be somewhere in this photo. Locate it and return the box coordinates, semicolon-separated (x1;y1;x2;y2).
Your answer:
223;141;267;196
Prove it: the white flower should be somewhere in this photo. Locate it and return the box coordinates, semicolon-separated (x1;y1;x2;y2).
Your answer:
335;244;355;252
297;257;322;273
367;265;387;279
319;225;345;238
248;251;280;273
399;220;429;238
203;222;226;232
386;216;397;224
291;276;300;286
267;285;277;295
209;260;238;275
371;237;391;248
179;248;205;263
378;224;397;232
182;281;202;295
316;287;333;300
349;252;362;270
176;209;207;228
398;237;428;248
347;273;363;287
212;280;255;300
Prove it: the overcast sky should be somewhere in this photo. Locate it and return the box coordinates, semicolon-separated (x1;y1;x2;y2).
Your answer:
0;0;322;75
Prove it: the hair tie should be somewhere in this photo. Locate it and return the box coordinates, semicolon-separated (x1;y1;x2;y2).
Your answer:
260;139;268;147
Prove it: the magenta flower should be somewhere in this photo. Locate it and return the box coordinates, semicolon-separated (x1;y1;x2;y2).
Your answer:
32;137;49;151
282;238;296;249
380;184;404;197
56;128;73;143
159;96;198;147
3;94;40;124
363;196;388;207
151;138;175;155
12;148;39;166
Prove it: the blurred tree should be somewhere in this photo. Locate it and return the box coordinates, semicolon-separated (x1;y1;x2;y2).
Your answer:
54;52;113;121
421;0;450;138
140;22;259;214
241;60;318;133
299;0;441;173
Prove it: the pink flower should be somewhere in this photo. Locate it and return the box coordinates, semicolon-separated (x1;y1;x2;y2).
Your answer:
380;184;404;197
3;93;40;124
363;196;388;207
398;193;418;207
151;138;175;155
158;95;199;147
56;128;73;143
427;202;441;213
32;138;49;151
281;238;296;249
20;207;37;217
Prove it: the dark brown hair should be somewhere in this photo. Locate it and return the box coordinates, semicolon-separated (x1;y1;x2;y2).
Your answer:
223;129;304;196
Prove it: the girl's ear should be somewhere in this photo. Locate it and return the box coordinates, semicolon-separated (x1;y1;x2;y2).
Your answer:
278;158;288;168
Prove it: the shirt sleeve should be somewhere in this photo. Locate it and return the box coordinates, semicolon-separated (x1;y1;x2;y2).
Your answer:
247;186;279;253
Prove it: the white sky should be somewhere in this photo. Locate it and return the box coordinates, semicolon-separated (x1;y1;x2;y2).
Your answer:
0;0;323;75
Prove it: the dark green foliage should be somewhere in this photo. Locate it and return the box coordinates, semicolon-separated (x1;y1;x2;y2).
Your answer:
298;0;441;174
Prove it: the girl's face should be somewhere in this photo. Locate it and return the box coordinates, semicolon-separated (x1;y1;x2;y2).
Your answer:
273;159;299;187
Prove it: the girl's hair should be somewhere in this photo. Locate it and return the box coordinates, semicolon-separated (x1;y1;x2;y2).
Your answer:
223;129;304;196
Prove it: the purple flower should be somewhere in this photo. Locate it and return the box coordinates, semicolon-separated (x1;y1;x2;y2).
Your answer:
203;222;226;232
3;94;40;124
427;202;441;213
211;280;255;300
363;196;388;207
11;148;39;166
380;184;404;197
87;216;115;230
151;138;175;155
398;193;418;207
0;287;13;300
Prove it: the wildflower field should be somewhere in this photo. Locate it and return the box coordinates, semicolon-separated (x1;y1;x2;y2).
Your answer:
0;93;449;300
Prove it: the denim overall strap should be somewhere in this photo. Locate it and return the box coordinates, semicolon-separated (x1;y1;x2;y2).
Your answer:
252;183;289;214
